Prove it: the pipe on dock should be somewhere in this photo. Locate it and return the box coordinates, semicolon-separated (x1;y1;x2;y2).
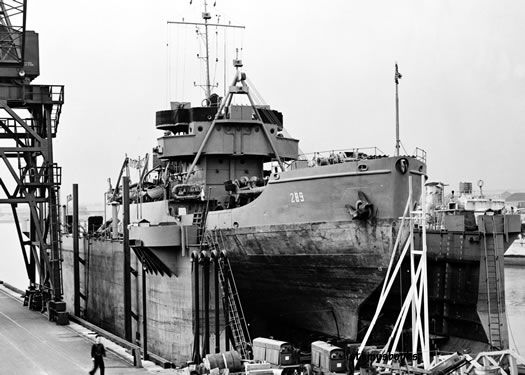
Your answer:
123;176;132;342
111;202;119;239
73;184;80;316
211;250;220;353
220;251;231;351
191;251;201;363
141;265;148;360
200;251;210;357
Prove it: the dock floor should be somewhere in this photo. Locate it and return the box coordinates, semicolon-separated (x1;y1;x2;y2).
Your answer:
0;288;156;374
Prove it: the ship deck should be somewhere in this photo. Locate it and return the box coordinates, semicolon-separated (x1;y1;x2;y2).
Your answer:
0;286;163;375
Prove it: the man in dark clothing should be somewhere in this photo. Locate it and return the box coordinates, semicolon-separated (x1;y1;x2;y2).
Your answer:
89;335;106;375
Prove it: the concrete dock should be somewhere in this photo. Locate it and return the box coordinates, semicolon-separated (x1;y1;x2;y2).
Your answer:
0;287;166;374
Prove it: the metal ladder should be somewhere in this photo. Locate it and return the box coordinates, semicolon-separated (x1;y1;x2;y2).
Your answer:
482;216;503;349
206;231;251;358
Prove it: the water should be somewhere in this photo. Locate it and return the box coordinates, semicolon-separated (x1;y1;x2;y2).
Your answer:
1;223;524;353
0;222;28;290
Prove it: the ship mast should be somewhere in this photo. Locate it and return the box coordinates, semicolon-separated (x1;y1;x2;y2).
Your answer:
167;1;245;102
202;0;212;99
395;63;402;156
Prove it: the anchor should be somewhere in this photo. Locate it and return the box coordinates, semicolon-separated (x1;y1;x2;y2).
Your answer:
346;191;374;221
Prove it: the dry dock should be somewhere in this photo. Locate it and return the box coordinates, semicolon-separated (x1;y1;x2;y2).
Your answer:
0;287;165;375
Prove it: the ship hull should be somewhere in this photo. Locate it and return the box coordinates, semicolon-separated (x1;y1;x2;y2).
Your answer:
218;219;396;339
61;215;518;364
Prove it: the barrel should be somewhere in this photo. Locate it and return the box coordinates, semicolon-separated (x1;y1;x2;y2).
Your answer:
474;366;500;375
204;351;243;372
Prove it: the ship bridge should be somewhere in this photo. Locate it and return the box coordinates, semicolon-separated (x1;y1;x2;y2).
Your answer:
155;104;299;161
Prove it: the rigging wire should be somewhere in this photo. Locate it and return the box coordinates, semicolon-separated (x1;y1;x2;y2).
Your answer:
506;310;520;353
166;22;170;106
223;22;227;97
211;20;219;90
400;140;409;156
182;22;188;100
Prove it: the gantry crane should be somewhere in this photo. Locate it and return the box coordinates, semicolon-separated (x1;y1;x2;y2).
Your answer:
0;0;66;317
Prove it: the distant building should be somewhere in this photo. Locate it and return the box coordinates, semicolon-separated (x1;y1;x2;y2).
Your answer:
505;193;525;209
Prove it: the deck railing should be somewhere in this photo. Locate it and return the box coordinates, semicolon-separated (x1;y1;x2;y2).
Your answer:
288;146;427;169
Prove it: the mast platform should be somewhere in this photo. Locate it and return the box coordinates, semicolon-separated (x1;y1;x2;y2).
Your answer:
0;286;168;374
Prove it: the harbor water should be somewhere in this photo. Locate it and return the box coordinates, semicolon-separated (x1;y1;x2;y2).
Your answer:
1;222;524;354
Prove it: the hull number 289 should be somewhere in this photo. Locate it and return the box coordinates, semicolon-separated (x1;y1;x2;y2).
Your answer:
290;192;304;203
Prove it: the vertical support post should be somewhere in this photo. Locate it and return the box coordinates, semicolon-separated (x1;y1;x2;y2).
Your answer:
45;105;62;301
203;255;210;357
73;184;80;316
192;254;201;363
142;265;148;360
29;210;36;285
421;177;430;368
223;267;230;351
214;257;220;353
123;176;132;342
409;176;417;362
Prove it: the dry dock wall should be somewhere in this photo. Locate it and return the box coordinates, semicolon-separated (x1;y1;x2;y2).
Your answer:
61;236;224;364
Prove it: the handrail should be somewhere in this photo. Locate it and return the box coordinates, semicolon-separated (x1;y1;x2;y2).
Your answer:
297;146;386;160
292;146;427;169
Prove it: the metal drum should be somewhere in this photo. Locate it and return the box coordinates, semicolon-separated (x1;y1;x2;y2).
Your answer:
204;350;243;372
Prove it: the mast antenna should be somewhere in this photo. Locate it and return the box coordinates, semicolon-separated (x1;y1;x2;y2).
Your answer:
395;63;402;156
168;1;245;103
203;0;211;99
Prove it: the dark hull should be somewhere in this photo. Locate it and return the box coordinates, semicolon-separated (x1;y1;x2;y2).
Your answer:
221;219;396;339
220;222;512;352
61;215;515;364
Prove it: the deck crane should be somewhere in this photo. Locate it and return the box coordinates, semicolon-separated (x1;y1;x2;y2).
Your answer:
0;0;67;323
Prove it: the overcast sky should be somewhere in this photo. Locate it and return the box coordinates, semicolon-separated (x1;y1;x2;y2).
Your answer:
26;0;525;205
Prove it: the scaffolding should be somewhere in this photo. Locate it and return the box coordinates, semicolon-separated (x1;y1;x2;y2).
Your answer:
357;176;430;369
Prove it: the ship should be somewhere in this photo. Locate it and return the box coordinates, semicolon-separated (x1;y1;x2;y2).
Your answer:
59;5;521;365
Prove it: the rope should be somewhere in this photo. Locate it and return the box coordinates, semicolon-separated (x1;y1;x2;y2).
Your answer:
506;310;520;353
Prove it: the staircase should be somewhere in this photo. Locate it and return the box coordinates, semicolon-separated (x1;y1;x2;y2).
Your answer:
206;231;252;359
481;216;504;349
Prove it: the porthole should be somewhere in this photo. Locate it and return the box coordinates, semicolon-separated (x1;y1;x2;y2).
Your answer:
198;126;203;132
358;164;368;172
244;170;249;174
270;128;275;134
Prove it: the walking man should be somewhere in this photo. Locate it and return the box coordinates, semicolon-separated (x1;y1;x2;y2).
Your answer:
89;335;106;375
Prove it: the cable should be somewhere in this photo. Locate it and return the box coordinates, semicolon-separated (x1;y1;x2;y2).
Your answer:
166;22;170;106
506;310;520;354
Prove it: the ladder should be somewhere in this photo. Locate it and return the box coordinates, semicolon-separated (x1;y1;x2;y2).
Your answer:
206;231;252;359
481;216;503;349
